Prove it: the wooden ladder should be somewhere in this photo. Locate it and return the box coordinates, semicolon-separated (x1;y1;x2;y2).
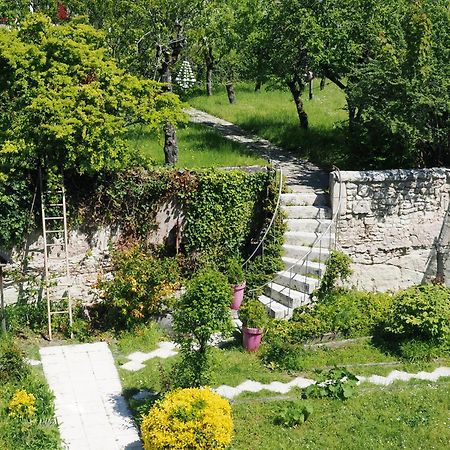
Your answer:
40;174;73;340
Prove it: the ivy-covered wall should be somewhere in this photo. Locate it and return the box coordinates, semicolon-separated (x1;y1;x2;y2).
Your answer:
2;167;274;305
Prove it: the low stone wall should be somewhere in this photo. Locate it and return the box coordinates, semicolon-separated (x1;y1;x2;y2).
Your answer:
2;200;184;306
330;168;450;291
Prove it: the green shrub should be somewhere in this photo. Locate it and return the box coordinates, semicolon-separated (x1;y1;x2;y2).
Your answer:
326;291;393;337
274;401;313;428
0;338;29;382
384;284;450;343
303;368;358;401
239;299;269;330
223;257;245;285
182;169;270;262
314;250;352;301
173;268;232;388
97;245;181;330
140;388;233;450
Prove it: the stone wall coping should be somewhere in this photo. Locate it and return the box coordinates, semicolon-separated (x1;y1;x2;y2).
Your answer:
331;168;450;183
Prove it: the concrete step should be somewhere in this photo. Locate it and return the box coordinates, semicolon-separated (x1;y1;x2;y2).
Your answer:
283;205;332;219
281;192;330;207
285;218;333;233
265;282;310;309
282;257;325;278
284;231;333;247
258;295;293;319
282;244;330;260
274;270;320;294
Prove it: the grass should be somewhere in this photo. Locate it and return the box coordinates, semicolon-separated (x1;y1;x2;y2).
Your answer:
116;326;450;449
116;328;449;396
127;122;267;168
0;338;61;450
188;82;352;170
231;380;450;450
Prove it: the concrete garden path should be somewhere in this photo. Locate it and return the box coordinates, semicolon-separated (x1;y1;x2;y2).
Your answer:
187;107;329;189
40;342;141;450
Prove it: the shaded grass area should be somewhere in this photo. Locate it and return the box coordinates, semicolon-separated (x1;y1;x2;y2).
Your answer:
127;122;266;168
231;380;450;450
188;82;353;170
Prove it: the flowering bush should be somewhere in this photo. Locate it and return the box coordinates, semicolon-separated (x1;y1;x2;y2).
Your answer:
8;389;36;419
98;245;181;330
141;388;233;450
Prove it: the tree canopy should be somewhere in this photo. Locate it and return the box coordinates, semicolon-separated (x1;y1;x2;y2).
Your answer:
0;13;185;176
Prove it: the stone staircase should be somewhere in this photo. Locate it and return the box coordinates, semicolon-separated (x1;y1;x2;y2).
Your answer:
259;178;334;319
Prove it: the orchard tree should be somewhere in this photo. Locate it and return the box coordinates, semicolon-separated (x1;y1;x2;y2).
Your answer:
253;0;324;129
0;13;185;176
76;0;206;163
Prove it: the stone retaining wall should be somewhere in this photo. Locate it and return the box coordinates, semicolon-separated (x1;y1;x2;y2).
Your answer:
330;168;450;291
2;200;184;306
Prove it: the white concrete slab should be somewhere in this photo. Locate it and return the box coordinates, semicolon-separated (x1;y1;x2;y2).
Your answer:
40;342;142;450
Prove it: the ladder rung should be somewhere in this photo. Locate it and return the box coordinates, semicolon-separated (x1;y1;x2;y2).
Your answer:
46;243;64;247
50;311;70;315
45;216;64;220
46;190;63;194
48;203;64;207
46;230;64;233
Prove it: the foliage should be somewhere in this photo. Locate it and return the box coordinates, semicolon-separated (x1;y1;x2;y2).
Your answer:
303;368;358;401
398;338;447;363
243;175;286;296
0;335;59;449
383;284;450;344
231;380;450;450
97;245;181;330
261;290;393;370
314;250;352;301
181;169;270;263
0;338;30;382
8;389;36;420
140;388;233;450
274;401;313;428
173;268;232;387
223;257;245;285
0;14;184;176
238;299;269;330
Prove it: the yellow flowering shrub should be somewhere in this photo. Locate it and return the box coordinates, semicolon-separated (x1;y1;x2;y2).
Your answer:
8;389;36;419
141;388;233;450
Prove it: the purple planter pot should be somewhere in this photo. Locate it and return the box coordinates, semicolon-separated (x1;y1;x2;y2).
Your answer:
230;281;246;310
242;326;263;352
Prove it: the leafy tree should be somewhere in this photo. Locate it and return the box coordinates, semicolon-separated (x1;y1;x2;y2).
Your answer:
173;268;232;387
0;13;184;176
251;0;324;129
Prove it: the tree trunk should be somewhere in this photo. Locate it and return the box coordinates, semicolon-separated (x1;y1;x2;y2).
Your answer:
255;80;262;92
288;81;308;129
164;123;178;165
309;77;314;100
347;99;356;132
226;82;236;104
206;66;213;96
320;77;326;90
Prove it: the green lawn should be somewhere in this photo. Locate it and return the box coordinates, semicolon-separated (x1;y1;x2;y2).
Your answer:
127;122;266;168
188;82;351;170
231;380;450;450
115;327;450;449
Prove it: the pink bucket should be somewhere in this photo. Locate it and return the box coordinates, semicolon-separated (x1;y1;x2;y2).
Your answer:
230;282;246;310
242;326;263;352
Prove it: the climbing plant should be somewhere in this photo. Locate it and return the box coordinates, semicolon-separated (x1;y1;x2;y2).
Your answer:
180;169;270;262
